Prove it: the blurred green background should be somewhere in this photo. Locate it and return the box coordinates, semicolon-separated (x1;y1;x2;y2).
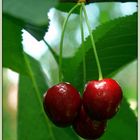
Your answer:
3;2;137;140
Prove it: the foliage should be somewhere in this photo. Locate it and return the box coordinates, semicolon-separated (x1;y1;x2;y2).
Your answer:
3;1;137;140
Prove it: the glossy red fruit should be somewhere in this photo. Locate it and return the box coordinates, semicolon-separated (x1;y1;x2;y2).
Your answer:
73;106;107;139
43;82;81;127
83;78;122;120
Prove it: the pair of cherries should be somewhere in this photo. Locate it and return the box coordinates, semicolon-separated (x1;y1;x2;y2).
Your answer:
43;78;122;139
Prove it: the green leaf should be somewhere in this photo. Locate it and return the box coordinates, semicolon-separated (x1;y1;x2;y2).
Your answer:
3;0;58;26
3;14;47;75
60;13;137;140
62;13;137;91
3;13;48;41
100;99;137;140
18;54;81;140
25;23;48;41
3;15;28;75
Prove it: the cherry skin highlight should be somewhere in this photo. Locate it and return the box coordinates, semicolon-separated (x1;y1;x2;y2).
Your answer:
43;82;81;127
83;78;123;120
73;106;107;139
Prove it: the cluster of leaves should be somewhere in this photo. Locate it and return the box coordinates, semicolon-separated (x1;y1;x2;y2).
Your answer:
3;0;137;140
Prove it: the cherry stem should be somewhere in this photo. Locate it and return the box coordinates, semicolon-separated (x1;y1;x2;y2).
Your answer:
59;3;81;82
82;3;103;80
80;6;86;85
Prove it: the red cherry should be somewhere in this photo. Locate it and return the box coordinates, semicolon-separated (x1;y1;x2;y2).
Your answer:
43;82;81;127
83;78;122;120
73;106;107;139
